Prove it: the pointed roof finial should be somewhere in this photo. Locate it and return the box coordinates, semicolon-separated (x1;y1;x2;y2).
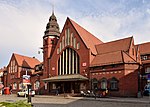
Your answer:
52;1;54;14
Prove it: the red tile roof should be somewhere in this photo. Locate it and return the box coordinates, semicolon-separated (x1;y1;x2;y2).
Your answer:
90;51;123;67
13;53;40;68
69;18;103;55
90;51;136;67
90;37;137;67
138;42;150;55
96;37;132;54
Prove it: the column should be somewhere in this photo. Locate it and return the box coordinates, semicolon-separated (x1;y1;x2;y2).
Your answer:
59;55;61;75
62;51;64;75
66;49;68;74
72;50;74;74
69;49;71;74
76;53;78;74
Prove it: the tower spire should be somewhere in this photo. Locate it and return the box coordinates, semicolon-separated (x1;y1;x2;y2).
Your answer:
43;7;60;38
52;1;54;14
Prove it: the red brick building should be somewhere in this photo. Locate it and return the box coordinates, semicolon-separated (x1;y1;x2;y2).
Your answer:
42;12;103;94
2;12;150;97
41;12;141;97
138;42;150;89
90;37;141;97
6;53;40;93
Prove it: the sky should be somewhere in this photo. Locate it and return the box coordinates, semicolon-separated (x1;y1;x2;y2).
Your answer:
1;0;150;68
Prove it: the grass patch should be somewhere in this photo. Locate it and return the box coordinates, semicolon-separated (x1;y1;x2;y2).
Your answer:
0;100;32;107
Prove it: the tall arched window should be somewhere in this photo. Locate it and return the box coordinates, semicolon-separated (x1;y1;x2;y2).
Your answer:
58;48;80;75
100;78;107;90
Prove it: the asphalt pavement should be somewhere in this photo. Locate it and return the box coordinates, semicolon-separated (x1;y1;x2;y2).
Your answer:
0;94;150;107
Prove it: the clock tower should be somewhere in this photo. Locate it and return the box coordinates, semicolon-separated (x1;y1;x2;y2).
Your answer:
43;12;60;77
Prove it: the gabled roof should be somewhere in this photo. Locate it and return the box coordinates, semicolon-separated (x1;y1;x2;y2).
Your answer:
13;53;40;68
96;37;132;54
90;51;123;67
138;42;150;55
90;51;137;67
68;18;103;55
90;37;136;67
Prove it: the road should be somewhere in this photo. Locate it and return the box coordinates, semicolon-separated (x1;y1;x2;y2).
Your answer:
32;95;150;107
33;101;150;107
0;94;150;107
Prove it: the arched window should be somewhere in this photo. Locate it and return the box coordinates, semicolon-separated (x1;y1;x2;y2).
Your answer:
100;78;107;90
35;81;40;90
58;48;80;75
92;78;98;90
110;77;119;90
19;83;23;90
13;82;17;90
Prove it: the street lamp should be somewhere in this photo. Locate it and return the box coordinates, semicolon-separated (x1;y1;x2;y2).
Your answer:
27;84;32;103
36;74;40;95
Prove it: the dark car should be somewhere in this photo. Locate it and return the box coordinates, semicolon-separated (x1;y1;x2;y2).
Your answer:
143;84;150;96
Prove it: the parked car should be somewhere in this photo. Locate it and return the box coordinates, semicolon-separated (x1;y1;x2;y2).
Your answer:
17;89;35;97
143;84;150;96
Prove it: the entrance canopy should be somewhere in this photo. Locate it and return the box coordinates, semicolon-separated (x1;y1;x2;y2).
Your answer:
43;74;88;82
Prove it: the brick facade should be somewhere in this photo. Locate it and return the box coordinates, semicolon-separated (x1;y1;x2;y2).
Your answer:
2;12;150;97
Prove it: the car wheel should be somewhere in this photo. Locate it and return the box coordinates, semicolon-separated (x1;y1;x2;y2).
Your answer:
17;94;20;97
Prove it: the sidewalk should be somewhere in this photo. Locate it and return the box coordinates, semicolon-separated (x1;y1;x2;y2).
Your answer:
35;95;150;104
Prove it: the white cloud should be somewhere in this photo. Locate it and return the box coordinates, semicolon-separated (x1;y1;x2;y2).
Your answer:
1;0;150;68
0;2;46;67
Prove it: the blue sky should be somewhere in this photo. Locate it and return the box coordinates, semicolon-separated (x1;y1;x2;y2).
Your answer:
1;0;150;68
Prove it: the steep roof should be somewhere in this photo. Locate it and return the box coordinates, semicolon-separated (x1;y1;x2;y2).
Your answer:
138;42;150;55
90;51;136;67
68;18;103;55
90;51;123;67
96;37;132;54
13;53;40;68
90;37;136;67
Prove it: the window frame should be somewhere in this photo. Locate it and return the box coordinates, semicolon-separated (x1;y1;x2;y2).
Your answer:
100;78;107;90
110;77;119;91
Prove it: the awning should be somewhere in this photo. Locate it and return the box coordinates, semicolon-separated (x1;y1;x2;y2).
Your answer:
43;74;88;82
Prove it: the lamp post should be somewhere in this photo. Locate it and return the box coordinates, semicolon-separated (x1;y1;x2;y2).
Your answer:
36;74;40;95
27;84;32;103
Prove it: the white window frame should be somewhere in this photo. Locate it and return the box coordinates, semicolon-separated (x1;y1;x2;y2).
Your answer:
13;82;17;90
